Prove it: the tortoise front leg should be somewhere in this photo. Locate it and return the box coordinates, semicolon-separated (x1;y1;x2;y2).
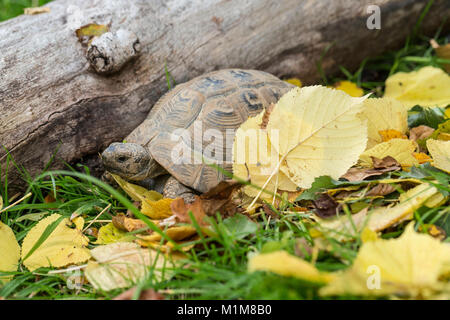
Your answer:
163;176;197;203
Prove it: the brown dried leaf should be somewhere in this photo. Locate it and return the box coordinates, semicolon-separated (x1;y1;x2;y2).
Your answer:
341;156;401;182
409;125;435;142
366;183;396;197
24;7;50;15
112;214;150;233
312;193;339;218
260;103;275;130
371;156;401;170
170;196;209;227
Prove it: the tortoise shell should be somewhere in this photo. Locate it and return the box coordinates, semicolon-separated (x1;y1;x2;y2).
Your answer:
126;69;293;193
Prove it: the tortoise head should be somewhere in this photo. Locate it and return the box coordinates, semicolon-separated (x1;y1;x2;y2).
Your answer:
101;142;160;181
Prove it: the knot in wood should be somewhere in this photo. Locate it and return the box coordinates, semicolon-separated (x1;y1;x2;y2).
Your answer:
87;29;140;75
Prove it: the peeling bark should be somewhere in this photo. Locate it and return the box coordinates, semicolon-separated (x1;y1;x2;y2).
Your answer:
0;0;448;190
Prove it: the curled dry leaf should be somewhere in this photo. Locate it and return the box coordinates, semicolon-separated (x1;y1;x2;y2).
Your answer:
320;223;450;298
21;214;90;271
112;213;150;233
409;125;435;142
0;222;20;283
341;156;401;181
365;183;396;197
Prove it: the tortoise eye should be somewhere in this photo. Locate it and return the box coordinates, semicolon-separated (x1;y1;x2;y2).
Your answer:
117;156;128;163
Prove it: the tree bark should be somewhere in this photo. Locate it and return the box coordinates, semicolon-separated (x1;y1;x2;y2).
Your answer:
0;0;448;190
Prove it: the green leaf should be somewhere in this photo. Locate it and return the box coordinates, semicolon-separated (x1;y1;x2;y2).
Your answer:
222;214;258;240
407;105;446;129
296;176;365;201
430;119;450;140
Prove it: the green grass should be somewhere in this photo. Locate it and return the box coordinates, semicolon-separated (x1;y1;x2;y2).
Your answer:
0;0;52;22
0;1;449;300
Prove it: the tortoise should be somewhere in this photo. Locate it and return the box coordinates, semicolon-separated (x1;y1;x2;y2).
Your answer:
101;69;294;201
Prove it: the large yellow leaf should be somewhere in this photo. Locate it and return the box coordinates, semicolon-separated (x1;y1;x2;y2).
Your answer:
248;251;334;284
21;214;90;271
427;139;450;173
320;223;450;298
315;183;438;239
384;66;450;108
0;222;20;283
85;242;179;291
360;98;409;149
233;111;298;199
267;86;368;189
359;138;418;168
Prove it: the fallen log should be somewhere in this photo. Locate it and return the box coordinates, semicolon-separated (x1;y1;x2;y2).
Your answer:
0;0;449;190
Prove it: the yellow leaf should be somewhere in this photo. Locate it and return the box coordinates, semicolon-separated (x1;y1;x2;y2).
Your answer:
85;242;179;291
137;226;197;243
21;214;90;271
360;227;378;243
424;192;447;208
267;86;368;189
285;78;302;87
379;129;408;142
384;66;450;108
95;223;134;245
413;152;433;164
111;174;162;202
427;139;450;173
334;81;364;97
141;198;173;219
248;251;334;283
111;174;172;219
320;223;450;298
359;139;418;168
0;222;20;283
75;23;109;42
233;111;299;199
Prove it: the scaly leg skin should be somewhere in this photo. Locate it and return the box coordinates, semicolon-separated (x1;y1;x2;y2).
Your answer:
163;176;197;203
